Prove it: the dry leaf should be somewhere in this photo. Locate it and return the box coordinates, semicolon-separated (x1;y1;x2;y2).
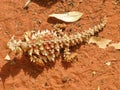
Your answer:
88;36;111;49
49;11;83;22
109;42;120;49
4;54;11;61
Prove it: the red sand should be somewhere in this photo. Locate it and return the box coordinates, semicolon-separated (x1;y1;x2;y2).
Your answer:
0;0;120;90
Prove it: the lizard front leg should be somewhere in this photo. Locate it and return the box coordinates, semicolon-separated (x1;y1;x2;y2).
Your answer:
53;24;66;37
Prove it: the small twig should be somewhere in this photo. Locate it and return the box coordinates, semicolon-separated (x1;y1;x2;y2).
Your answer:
23;0;31;9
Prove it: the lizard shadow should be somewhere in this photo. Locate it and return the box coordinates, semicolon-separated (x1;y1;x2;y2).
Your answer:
0;52;75;85
0;55;56;86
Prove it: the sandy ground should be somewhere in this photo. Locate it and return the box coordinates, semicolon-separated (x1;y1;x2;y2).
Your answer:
0;0;120;90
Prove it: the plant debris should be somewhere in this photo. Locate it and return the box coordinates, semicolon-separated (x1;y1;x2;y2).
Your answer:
114;0;120;4
4;54;11;61
109;42;120;49
88;36;111;49
49;11;83;22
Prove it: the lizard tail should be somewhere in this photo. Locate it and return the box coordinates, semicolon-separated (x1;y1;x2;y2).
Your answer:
69;16;107;46
81;16;107;41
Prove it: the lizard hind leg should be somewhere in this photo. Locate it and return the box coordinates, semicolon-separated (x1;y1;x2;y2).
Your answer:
63;47;77;62
30;55;45;67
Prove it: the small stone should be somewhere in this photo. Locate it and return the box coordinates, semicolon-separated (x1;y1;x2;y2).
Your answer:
62;76;70;83
105;61;111;66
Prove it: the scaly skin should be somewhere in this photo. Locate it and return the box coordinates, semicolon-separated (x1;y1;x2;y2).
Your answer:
6;17;107;66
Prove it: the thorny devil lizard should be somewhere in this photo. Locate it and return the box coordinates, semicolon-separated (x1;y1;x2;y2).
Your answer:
5;17;107;67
